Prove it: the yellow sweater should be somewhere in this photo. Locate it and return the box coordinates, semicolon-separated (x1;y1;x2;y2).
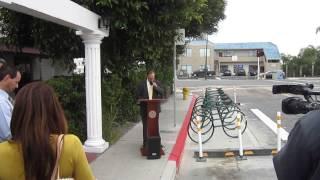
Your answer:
0;134;95;180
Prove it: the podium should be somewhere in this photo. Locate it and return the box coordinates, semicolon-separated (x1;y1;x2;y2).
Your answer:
139;99;164;159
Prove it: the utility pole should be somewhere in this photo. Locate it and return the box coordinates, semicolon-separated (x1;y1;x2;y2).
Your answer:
173;29;185;127
257;50;260;80
256;49;264;80
173;41;177;127
312;62;315;77
204;33;208;80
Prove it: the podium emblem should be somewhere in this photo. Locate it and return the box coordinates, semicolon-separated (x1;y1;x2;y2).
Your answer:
148;110;157;119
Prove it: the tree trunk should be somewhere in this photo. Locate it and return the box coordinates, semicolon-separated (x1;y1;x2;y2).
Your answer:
299;66;303;77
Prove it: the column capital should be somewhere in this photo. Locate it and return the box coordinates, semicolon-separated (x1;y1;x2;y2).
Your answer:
76;31;105;44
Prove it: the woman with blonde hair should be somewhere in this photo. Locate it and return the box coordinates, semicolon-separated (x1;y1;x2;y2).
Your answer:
0;82;95;180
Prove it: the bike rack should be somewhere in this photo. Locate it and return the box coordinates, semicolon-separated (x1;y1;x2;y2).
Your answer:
188;87;248;144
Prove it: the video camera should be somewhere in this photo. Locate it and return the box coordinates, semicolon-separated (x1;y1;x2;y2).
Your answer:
272;84;320;114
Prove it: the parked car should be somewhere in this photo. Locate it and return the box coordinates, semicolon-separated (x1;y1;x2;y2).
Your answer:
264;70;285;80
191;69;215;78
265;71;273;79
236;69;246;76
249;71;257;76
223;70;232;76
177;70;189;79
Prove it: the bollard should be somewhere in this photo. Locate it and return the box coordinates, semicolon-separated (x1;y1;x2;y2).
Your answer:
236;113;247;160
182;87;189;100
277;112;282;152
196;116;206;162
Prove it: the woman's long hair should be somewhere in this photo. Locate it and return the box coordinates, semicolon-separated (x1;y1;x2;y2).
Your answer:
10;82;68;180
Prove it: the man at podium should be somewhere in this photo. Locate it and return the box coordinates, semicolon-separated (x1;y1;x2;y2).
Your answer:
136;70;164;149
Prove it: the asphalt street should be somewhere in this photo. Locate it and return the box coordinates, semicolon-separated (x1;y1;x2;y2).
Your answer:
176;78;320;133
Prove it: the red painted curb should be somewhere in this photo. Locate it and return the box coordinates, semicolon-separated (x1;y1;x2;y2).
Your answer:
86;152;98;163
168;96;196;169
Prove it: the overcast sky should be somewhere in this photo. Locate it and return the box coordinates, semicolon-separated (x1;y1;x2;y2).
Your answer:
209;0;320;56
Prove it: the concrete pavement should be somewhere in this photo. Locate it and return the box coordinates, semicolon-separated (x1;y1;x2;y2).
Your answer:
88;79;307;180
177;89;279;180
90;94;193;180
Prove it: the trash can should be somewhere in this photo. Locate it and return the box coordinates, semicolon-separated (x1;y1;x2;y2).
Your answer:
183;87;189;100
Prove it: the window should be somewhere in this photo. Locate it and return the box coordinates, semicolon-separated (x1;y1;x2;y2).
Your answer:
200;48;210;57
181;65;192;74
233;64;244;73
218;52;223;57
184;48;192;57
268;59;280;63
220;65;228;72
200;65;211;71
249;65;258;72
224;51;233;57
248;50;256;57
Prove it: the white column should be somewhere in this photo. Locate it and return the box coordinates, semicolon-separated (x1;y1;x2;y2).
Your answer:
80;33;108;153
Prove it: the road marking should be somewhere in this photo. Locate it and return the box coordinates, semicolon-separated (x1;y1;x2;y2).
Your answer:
251;109;289;141
270;80;309;85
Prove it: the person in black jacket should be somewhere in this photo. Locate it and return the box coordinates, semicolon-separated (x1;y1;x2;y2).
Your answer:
273;110;320;180
136;70;164;148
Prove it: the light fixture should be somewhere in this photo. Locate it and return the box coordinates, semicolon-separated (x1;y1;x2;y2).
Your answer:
98;16;110;30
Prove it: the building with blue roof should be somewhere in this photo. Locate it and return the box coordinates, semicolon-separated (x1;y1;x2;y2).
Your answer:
215;42;281;60
215;42;281;75
178;40;282;77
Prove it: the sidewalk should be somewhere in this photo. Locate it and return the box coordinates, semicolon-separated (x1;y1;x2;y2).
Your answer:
90;94;193;180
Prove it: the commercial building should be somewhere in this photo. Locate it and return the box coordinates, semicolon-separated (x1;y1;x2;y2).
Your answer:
178;40;281;76
178;39;215;76
215;42;281;75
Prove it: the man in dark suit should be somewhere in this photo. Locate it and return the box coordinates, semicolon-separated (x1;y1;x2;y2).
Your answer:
136;70;164;147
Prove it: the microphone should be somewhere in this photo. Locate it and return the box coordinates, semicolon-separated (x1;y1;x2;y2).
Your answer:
282;97;320;114
273;84;314;95
149;81;153;86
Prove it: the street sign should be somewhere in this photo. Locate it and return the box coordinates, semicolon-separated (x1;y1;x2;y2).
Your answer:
232;56;238;61
175;29;185;45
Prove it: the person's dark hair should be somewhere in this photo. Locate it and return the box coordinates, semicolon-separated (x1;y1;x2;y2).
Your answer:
10;82;68;180
147;70;155;75
0;64;18;81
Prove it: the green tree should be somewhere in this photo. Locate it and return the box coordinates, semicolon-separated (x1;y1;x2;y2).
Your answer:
281;53;293;76
299;46;317;76
0;0;226;142
283;45;320;77
290;46;319;77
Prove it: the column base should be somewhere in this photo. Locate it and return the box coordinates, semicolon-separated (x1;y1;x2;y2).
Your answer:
84;139;109;153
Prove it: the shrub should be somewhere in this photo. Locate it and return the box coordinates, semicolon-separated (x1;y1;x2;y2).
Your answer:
47;75;87;142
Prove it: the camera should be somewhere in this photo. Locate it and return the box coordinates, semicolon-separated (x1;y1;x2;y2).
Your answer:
272;84;320;114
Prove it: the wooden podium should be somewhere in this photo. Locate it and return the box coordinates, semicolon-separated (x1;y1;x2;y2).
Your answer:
139;99;164;159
